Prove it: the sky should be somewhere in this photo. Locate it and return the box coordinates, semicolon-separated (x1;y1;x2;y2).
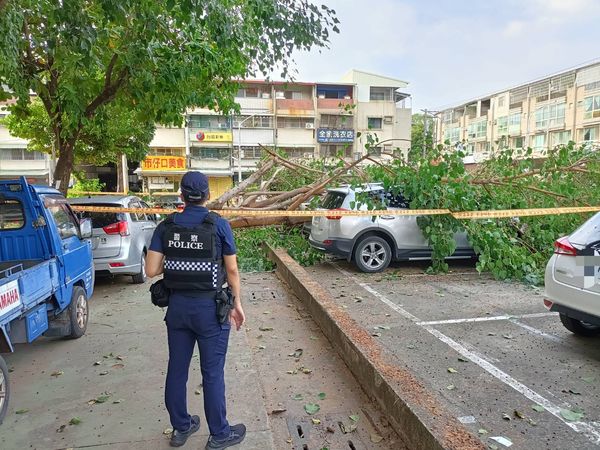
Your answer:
287;0;600;112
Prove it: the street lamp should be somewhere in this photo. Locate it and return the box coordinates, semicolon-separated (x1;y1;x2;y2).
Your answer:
235;113;259;183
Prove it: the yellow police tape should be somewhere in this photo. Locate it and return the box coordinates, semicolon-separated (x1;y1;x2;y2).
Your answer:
70;205;600;220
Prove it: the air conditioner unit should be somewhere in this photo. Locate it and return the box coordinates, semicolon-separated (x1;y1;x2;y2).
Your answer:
275;92;285;99
305;123;314;129
218;123;229;129
383;116;393;124
262;93;271;99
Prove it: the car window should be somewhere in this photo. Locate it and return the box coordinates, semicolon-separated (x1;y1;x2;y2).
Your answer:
75;204;124;228
384;191;410;208
129;200;148;221
321;191;346;209
48;203;80;240
0;199;25;230
570;212;600;246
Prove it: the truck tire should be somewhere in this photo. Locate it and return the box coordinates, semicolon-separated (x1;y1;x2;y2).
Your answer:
353;235;392;273
559;313;600;337
131;253;146;284
67;286;89;339
0;355;9;425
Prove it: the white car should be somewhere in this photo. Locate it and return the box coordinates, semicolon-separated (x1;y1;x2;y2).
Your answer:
544;212;600;336
309;184;474;273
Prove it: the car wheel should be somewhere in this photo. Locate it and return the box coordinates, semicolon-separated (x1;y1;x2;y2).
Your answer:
353;236;392;273
132;253;147;284
0;355;9;425
559;313;600;337
67;286;88;339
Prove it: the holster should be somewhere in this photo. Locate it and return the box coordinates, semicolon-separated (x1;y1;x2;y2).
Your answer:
149;279;170;308
216;287;234;324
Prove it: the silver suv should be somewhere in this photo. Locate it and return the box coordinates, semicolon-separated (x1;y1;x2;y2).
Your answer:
309;184;473;272
70;196;157;283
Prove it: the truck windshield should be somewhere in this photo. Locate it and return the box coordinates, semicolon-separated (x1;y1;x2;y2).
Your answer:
0;199;25;230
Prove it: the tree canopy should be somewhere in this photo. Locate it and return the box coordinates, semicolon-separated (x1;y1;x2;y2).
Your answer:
0;0;339;191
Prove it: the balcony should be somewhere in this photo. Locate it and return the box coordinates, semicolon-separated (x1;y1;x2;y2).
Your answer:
277;128;315;147
276;99;315;116
317;98;354;111
236;97;273;113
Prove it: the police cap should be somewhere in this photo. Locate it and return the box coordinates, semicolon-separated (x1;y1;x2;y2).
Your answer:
181;171;210;201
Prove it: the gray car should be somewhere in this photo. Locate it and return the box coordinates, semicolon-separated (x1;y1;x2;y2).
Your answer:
70;196;157;283
544;212;600;336
309;184;473;273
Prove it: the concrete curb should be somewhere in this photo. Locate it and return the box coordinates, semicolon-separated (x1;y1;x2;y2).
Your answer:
267;246;485;450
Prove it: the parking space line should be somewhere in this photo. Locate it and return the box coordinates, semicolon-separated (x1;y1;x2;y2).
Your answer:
509;319;564;343
330;262;600;445
424;325;600;444
417;312;557;326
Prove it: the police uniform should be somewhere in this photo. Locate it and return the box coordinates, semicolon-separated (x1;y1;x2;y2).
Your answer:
149;203;237;441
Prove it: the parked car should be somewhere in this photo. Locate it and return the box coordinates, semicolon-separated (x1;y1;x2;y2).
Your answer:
544;212;600;336
154;194;184;211
308;184;474;273
69;196;157;283
0;177;95;423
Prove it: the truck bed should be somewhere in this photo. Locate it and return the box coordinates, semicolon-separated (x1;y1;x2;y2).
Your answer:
0;260;42;279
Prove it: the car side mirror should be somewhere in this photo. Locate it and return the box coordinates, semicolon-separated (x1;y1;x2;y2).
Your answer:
154;214;162;222
79;218;93;239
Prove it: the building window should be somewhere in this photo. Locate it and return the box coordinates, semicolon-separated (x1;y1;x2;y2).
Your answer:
233;115;273;128
281;147;315;159
442;110;454;124
369;87;393;101
444;127;461;143
535;102;565;128
508;112;521;134
498;96;505;108
188;115;231;129
533;134;547;150
467;120;487;139
277;117;314;129
497;116;508;134
236;87;260;98
0;148;45;160
368;146;382;156
276;90;310;100
584;95;600;119
320;144;352;158
511;136;524;149
320;114;353;128
583;127;597;142
367;117;383;130
584;81;600;92
190;147;230;160
240;146;263;159
150;147;185;157
550;130;571;147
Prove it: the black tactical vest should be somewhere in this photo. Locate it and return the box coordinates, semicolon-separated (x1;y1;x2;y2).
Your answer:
161;212;226;296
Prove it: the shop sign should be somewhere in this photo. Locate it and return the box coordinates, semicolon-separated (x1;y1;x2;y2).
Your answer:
195;131;233;143
142;156;186;171
317;128;355;143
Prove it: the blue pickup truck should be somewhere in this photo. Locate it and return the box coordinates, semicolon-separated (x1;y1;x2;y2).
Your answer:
0;177;95;423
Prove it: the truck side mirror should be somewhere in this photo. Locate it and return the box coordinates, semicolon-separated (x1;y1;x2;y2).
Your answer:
79;218;93;239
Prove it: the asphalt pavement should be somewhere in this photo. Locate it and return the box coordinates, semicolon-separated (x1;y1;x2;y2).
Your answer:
305;259;600;450
1;272;400;450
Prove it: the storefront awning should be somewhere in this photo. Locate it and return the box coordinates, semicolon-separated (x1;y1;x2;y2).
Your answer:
0;168;49;176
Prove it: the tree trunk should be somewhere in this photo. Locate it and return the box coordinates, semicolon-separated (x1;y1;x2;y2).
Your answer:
52;145;74;194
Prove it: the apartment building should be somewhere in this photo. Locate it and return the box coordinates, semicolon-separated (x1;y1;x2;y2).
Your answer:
436;60;600;164
138;70;411;193
0;102;52;185
1;69;411;193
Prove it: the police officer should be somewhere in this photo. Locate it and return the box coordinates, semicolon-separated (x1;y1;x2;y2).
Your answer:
146;171;246;449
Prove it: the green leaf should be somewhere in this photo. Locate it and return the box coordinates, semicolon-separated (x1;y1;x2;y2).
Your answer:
15;409;29;414
447;367;458;373
532;405;545;412
318;392;326;400
560;409;584;421
69;417;82;425
304;403;320;415
292;394;304;401
349;414;359;422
